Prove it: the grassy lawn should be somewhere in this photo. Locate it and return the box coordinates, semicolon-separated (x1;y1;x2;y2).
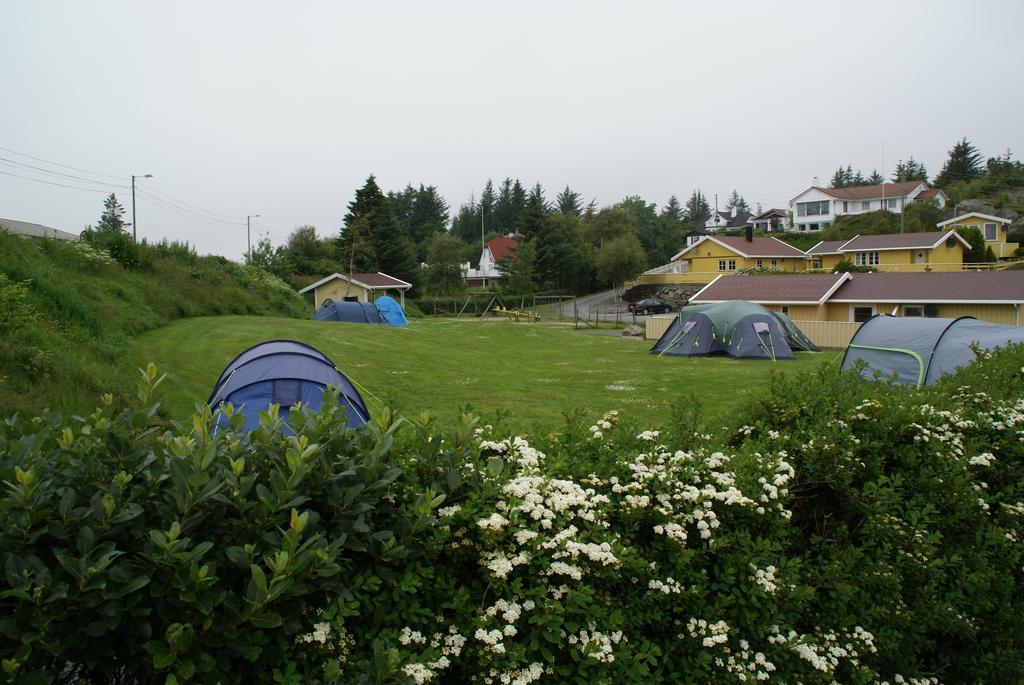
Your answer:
133;317;837;431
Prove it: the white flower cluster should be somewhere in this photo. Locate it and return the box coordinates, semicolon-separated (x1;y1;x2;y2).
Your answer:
568;627;625;663
686;618;729;648
712;638;778;682
485;661;545;685
773;625;877;674
399;626;427;645
477;512;510;530
648;577;684;594
968;452;996;467
636;430;660;441
296;621;332;644
479;435;546;472
750;564;779;593
474;599;536;656
589;410;619;440
437;504;462;517
880;676;942;685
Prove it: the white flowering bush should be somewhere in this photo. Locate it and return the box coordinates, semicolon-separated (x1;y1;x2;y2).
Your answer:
2;348;1023;683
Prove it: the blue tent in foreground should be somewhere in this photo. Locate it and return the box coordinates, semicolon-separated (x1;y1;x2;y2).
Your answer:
208;339;370;431
841;315;1024;387
313;299;387;324
373;295;408;327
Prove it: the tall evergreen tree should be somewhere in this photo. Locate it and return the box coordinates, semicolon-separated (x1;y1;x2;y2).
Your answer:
660;196;684;224
450;199;481;247
866;170;885;185
934;138;984;188
423;233;467;296
829;167;849;189
555;185;583;217
494;178;517;232
96;193;127;233
535;213;593;294
338;175;417;284
724;189;750;214
510;179;527;231
521;183;548;240
684;190;711;226
892;157;929;183
480;179;496;234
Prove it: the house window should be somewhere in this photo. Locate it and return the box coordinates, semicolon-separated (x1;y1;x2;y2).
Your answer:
855;251;880;266
728;259;737;271
812;257;823;269
842;201;848;212
756;259;764;269
797;200;830;217
770;259;779;267
718;259;727;271
861;201;871;211
781;306;789;315
853;306;874;322
903;305;923;317
886;198;898;210
984;223;998;241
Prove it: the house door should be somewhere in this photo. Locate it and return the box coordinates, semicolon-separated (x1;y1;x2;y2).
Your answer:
914;250;926;264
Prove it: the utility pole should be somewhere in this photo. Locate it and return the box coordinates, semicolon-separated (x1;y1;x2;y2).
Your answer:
247;214;260;262
480;193;486;289
131;173;153;243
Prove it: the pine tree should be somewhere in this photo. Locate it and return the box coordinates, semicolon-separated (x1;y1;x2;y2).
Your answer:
450;200;482;247
555;185;583;217
892;157;929;184
338;175;417;284
660;196;684;224
535;213;592;293
934;138;984;188
510;179;527;231
866;170;885;185
494;178;517;232
830;168;848;189
521;184;548;240
684;190;710;226
724;189;750;214
96;193;127;233
480;179;496;232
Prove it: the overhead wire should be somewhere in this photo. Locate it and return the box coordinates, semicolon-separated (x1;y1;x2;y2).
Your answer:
134;190;247;229
135;182;246;221
0;168;127;193
0;155;127;188
0;145;125;180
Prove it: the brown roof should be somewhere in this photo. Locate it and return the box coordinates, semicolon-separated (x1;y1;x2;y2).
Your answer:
807;240;848;255
839;230;964;251
916;188;945;200
691;273;849;304
487;236;518;262
831;271;1024;303
705;236;808;258
815;181;926;201
348;272;411;288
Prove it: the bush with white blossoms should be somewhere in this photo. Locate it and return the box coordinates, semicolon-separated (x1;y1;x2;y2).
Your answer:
3;346;1023;683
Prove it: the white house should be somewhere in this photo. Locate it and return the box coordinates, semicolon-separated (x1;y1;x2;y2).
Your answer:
788;182;949;233
705;209;754;231
463;235;518;286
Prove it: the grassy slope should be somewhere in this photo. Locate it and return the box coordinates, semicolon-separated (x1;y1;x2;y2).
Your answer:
133;317;833;432
0;231;308;416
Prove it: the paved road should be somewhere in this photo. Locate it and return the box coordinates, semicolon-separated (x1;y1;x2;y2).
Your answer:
560;289;660;324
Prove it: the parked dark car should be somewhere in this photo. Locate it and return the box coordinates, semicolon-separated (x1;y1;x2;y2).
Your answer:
628;298;672;315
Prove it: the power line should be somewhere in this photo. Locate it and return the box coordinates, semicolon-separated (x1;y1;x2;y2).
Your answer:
133;188;245;226
0;145;125;180
135;191;247;229
0;156;127;188
135;182;246;221
0;168;123;193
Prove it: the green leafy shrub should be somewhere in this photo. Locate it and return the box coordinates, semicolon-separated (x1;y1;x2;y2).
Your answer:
2;348;1023;683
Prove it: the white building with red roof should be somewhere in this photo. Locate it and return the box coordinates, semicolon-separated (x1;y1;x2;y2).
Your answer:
464;234;519;286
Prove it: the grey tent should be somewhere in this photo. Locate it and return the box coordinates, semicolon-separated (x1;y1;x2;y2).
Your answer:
313;299;388;324
840;315;1024;387
652;300;811;360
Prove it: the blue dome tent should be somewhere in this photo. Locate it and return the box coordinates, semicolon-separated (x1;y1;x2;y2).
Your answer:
208;339;370;431
312;299;387;324
841;315;1024;387
372;295;408;327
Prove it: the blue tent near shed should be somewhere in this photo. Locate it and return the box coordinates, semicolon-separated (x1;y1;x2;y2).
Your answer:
372;295;408;327
313;298;387;324
208;339;370;432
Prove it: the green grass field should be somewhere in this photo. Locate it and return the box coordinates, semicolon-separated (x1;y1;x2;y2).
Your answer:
133;317;837;431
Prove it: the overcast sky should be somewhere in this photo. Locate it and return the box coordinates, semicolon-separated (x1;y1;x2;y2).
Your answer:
2;0;1022;260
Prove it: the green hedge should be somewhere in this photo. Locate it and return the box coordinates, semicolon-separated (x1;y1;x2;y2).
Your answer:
1;347;1023;683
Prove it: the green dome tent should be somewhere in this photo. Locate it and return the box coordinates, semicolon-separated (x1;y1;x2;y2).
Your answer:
841;315;1024;387
651;300;817;361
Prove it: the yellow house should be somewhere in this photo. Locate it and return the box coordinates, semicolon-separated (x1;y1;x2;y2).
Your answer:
298;272;412;311
807;230;968;273
670;235;809;284
937;212;1019;259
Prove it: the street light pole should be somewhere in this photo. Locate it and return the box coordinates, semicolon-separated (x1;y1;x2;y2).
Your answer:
247;214;260;262
131;173;153;243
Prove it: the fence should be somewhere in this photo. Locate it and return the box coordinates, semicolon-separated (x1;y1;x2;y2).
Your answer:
644;315;859;349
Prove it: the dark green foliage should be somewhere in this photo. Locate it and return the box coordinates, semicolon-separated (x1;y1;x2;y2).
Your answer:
584;206;636;247
892;157;929;183
618;196;673;267
423;233;468;296
555;185;583;217
866;169;885;185
0;230;306;417
595;233;646;287
499;238;538;296
493;178;527;233
956;227;988;262
684;190;710;226
534;213;593;294
520;184;549;240
723;189;750;214
388;184;450;260
281;226;337;278
95;193;127;234
934;137;985;188
832;259;873;273
338;176;418;285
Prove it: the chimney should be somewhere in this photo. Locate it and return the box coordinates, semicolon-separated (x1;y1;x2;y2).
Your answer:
812;176;819;187
745;225;753;242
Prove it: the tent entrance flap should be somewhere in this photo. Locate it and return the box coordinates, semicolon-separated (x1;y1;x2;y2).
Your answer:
846;343;926;387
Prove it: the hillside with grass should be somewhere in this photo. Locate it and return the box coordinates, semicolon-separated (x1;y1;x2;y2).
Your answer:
0;229;307;417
